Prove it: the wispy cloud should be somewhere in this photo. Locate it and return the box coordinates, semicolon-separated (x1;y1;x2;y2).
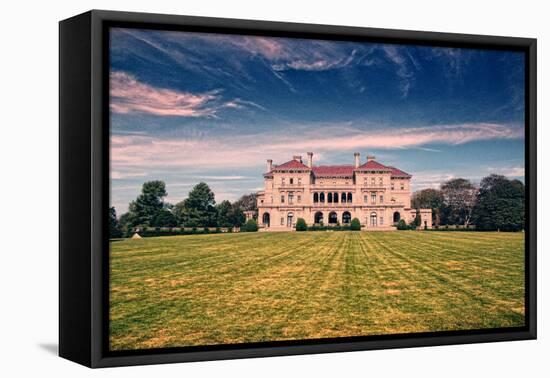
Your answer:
411;171;457;189
110;71;249;117
487;166;525;177
272;50;358;72
111;122;523;173
382;45;418;97
111;170;148;180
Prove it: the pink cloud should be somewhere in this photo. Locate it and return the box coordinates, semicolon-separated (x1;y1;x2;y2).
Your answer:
110;71;220;117
111;122;523;173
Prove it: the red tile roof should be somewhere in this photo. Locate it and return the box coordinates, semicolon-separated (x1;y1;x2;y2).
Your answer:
267;157;411;178
312;165;355;176
356;160;392;171
271;159;310;171
388;166;411;178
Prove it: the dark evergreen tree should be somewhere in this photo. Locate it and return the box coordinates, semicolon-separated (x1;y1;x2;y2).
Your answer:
472;174;525;231
127;180;168;227
216;200;233;227
227;203;246;227
350;218;361;231
151;208;177;227
295;218;307;231
242;219;258;232
109;207;122;238
174;182;217;227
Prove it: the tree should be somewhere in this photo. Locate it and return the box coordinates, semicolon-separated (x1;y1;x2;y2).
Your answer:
440;178;478;226
216;200;233;227
109;207;122;238
174;182;217;227
396;219;409;230
233;193;257;212
412;188;444;225
127;181;168;227
350;218;361;231
227;204;246;227
472;174;525;231
411;212;421;228
242;219;258;232
295;218;307;231
151;208;177;227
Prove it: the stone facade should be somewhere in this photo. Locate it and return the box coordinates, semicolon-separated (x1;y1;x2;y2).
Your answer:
256;153;432;231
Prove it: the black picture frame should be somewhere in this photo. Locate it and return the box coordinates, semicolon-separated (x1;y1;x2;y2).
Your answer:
59;9;537;368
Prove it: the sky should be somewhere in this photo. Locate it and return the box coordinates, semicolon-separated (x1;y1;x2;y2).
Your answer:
109;27;525;214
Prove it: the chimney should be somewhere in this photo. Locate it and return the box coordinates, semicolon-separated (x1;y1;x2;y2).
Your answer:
267;159;273;172
367;155;376;162
307;152;313;168
354;152;360;168
293;155;302;162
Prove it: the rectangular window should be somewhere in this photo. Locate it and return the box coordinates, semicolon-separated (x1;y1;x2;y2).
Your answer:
379;177;383;186
281;195;285;203
288;193;294;204
380;195;384;204
290;178;294;184
298;178;302;185
282;178;285;186
297;195;301;203
371;193;376;204
364;178;368;186
364;195;368;203
371;178;375;186
280;217;284;225
400;183;405;190
391;183;395;190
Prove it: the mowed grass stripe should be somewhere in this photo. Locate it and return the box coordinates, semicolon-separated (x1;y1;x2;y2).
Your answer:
109;231;525;350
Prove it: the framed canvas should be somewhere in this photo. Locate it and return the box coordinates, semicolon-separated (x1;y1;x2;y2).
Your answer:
59;10;537;368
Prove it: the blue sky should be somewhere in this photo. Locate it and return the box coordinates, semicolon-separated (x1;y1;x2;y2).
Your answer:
109;27;525;214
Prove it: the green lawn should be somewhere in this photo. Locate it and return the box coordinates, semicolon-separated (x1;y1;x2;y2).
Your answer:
109;231;525;351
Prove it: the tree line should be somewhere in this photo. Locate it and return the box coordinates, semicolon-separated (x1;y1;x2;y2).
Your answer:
412;174;525;231
110;181;257;238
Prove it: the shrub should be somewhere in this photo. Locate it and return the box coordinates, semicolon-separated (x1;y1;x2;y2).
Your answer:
242;219;259;232
350;218;361;231
396;219;409;230
295;218;307;231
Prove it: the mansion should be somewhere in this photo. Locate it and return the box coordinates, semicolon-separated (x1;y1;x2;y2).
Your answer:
256;152;432;231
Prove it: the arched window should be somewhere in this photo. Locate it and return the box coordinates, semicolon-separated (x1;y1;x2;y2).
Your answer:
333;192;338;203
328;192;333;203
262;213;270;227
342;211;351;224
313;192;319;203
328;211;338;224
393;211;401;224
370;212;377;227
314;211;324;224
347;193;352;203
320;192;325;203
341;193;346;203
